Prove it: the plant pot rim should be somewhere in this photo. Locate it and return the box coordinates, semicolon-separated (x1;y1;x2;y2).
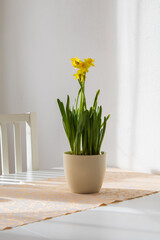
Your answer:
64;151;106;156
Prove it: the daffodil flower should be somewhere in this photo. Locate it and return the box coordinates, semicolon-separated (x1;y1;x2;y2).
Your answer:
71;57;81;69
84;58;95;67
71;57;95;81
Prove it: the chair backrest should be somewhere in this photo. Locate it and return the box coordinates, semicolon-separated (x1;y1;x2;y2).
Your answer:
0;112;39;175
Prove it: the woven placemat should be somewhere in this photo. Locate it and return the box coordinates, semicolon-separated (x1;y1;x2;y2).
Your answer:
0;168;160;230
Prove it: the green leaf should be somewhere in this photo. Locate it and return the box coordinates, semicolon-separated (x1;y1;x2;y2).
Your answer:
93;89;100;110
76;88;81;111
57;99;66;122
57;98;73;152
99;116;107;152
66;95;70;113
106;113;111;121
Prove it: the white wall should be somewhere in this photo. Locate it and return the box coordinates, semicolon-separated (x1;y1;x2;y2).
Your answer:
0;0;117;170
1;0;160;173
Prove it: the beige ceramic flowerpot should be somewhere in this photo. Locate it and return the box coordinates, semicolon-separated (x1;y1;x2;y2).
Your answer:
63;152;106;194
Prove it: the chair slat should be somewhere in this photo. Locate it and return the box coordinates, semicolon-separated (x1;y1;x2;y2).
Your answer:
0;123;9;175
13;122;22;173
26;113;39;171
0;114;30;123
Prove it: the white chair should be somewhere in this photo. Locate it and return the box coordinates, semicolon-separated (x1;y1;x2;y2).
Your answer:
0;112;39;175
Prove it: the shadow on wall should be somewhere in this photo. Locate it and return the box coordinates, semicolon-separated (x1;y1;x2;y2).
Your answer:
127;0;141;170
116;0;143;170
102;0;119;168
116;0;160;172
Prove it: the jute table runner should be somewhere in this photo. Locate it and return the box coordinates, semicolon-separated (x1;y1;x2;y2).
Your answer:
0;168;160;230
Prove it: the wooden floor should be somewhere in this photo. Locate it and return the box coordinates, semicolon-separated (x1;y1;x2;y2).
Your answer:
0;169;160;240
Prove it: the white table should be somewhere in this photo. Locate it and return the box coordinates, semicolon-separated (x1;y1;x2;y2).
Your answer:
0;169;160;240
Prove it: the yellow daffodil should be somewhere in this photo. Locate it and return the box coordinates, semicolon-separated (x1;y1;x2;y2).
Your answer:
79;61;89;73
84;58;95;68
71;57;95;81
73;69;85;81
71;57;81;69
57;57;110;156
73;72;80;80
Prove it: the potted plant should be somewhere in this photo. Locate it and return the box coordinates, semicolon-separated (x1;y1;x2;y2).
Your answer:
57;57;110;194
